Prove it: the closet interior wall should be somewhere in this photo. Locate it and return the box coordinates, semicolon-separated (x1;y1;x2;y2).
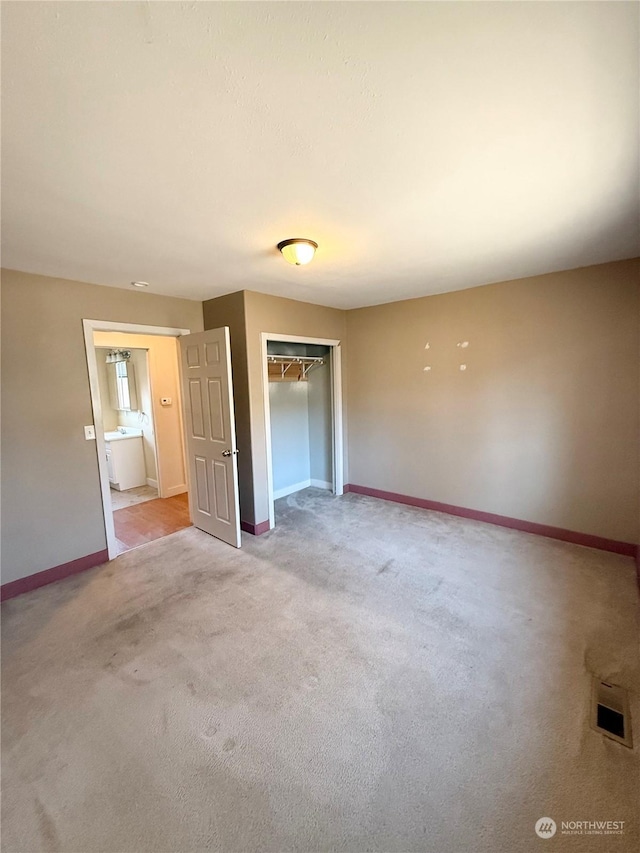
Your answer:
267;341;332;500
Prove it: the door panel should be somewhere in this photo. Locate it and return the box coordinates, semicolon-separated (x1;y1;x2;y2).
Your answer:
213;460;230;522
186;344;200;367
205;341;220;365
194;456;211;515
207;378;225;441
188;379;206;439
179;328;241;547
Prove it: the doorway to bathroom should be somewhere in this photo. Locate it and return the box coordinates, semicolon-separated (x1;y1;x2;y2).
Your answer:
85;322;193;557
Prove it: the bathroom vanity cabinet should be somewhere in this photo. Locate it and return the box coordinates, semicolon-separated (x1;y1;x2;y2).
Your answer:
105;431;146;491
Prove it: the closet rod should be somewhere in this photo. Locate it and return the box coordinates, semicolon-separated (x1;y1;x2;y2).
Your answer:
267;355;325;363
267;354;325;381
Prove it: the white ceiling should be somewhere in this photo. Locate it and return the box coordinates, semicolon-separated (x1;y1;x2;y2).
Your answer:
2;1;638;309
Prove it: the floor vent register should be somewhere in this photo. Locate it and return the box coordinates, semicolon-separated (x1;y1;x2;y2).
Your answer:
591;678;633;748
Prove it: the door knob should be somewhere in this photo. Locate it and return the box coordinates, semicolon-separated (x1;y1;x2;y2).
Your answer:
222;450;232;457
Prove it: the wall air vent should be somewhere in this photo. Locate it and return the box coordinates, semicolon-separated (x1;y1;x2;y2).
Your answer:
590;678;632;748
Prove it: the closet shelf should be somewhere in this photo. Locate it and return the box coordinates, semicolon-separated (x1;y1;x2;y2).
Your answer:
267;355;324;382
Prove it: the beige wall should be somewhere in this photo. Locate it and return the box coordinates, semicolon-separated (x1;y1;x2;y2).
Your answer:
347;259;639;544
2;260;637;588
244;290;347;524
202;291;254;524
1;269;203;583
94;333;188;496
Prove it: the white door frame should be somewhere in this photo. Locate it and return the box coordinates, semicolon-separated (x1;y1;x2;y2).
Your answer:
83;319;191;560
261;332;344;530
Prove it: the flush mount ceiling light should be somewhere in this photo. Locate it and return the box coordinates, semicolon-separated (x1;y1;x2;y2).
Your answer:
277;238;318;266
131;280;149;288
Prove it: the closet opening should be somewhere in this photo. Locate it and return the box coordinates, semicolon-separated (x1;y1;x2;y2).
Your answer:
261;333;344;529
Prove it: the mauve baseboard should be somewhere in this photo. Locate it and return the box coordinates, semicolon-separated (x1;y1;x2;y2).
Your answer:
345;484;638;559
1;549;110;602
4;500;634;601
240;520;270;536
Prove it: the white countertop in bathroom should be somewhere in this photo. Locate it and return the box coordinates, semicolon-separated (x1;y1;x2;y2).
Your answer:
104;428;143;442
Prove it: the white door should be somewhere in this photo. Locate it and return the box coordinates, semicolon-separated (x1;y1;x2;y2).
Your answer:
179;327;241;548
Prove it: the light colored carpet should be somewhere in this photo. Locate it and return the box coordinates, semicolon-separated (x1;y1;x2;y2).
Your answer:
109;484;158;511
2;488;638;853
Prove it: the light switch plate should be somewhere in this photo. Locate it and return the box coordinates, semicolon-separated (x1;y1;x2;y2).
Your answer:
84;425;96;440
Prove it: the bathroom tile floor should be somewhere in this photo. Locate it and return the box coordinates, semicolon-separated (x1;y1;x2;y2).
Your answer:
113;493;191;554
110;485;158;511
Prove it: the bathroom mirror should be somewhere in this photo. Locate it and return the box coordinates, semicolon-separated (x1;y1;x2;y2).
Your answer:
108;361;138;411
